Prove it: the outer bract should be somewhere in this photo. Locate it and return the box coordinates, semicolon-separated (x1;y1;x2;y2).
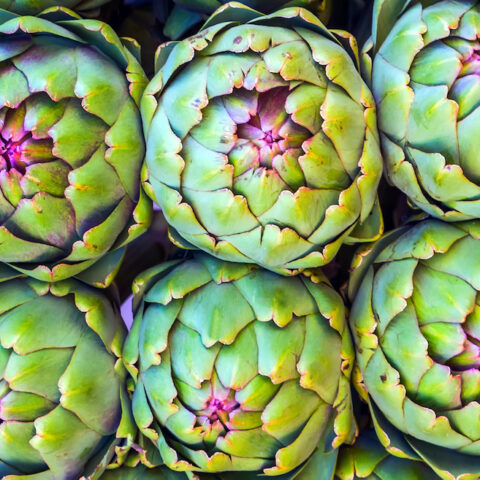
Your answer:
371;0;480;221
334;430;438;480
0;0;109;15
349;220;480;480
164;0;332;40
99;465;189;480
142;3;383;276
124;254;356;478
0;273;131;479
0;8;151;284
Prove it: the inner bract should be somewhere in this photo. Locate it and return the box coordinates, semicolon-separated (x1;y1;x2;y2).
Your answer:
233;87;309;169
181;79;353;223
0;97;60;180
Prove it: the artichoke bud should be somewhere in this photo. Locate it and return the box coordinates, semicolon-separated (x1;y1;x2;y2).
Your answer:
124;254;357;475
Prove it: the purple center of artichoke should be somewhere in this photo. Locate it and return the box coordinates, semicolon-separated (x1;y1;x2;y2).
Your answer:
0;132;31;174
0;102;56;176
233;87;309;171
197;393;239;430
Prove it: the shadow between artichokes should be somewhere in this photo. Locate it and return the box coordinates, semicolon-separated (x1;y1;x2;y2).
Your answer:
349;220;480;480
0;7;152;285
367;0;480;221
123;254;356;478
0;267;135;479
141;2;383;276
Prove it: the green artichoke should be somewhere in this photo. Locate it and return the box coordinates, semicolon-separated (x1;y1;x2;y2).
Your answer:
349;220;480;480
0;8;151;284
0;272;132;479
124;254;356;477
164;0;332;39
335;430;438;480
0;0;109;15
370;0;480;221
142;3;383;275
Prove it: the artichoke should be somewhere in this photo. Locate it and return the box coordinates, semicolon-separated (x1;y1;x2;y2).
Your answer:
335;430;438;480
370;0;480;221
0;8;151;284
349;220;480;480
142;2;383;275
0;271;132;479
163;0;332;39
0;0;109;15
124;254;356;477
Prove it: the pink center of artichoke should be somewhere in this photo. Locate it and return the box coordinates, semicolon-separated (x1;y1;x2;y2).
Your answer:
234;87;309;170
0;103;56;177
0;132;31;174
197;394;239;429
263;131;275;144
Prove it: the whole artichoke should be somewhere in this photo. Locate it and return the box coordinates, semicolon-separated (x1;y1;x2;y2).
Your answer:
164;0;332;39
370;0;480;221
0;0;109;14
349;220;480;480
124;254;356;477
142;3;383;275
0;8;151;284
0;273;131;479
335;430;438;480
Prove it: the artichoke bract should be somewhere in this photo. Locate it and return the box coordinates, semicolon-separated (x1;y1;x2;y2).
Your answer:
0;8;151;284
99;465;188;480
142;2;383;276
0;0;109;15
335;430;438;480
370;0;480;221
0;274;131;479
164;0;332;40
124;254;356;477
349;220;480;480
